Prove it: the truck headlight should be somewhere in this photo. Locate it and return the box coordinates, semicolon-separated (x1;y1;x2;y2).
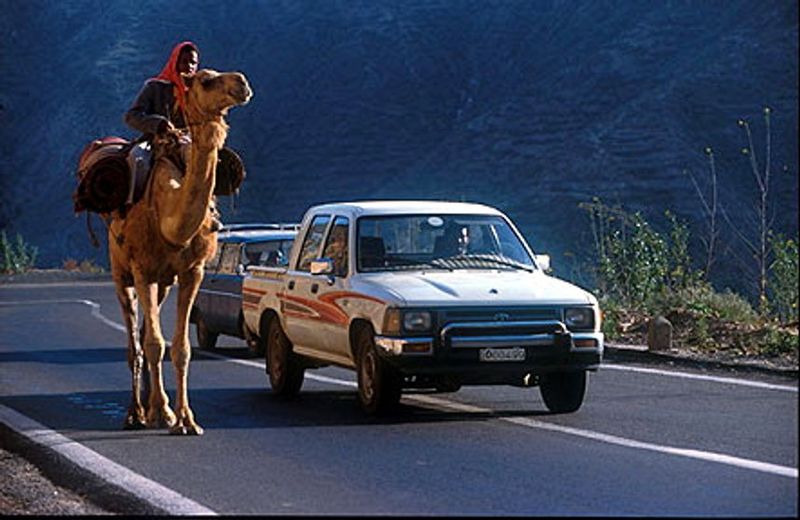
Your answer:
403;311;432;332
565;308;594;331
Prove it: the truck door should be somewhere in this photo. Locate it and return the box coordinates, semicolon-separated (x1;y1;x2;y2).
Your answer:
314;216;353;360
282;215;330;351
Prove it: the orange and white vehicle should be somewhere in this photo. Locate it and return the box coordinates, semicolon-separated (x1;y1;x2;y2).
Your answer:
242;201;603;414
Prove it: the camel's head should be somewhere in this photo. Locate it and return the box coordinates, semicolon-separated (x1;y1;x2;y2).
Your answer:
183;69;253;119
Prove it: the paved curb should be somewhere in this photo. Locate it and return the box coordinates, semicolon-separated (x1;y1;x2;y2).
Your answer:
0;421;163;515
605;344;798;379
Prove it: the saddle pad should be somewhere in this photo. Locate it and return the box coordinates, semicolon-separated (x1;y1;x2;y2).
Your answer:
73;137;131;214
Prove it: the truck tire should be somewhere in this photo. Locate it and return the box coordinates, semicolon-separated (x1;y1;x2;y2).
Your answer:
195;311;218;351
539;370;586;413
266;319;304;397
355;327;402;414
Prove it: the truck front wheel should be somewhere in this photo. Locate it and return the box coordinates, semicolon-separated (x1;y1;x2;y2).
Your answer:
266;319;304;397
355;328;401;414
539;370;586;413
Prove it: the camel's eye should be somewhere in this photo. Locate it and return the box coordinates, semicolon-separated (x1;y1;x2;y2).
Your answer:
200;75;221;90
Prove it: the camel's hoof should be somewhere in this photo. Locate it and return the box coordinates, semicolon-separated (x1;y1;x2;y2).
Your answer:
169;422;204;436
146;407;177;429
123;406;147;430
123;415;147;430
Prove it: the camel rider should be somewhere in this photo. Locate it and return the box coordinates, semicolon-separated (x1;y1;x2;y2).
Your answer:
123;41;222;230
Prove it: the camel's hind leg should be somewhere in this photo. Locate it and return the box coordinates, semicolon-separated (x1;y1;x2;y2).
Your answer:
116;283;146;430
169;266;204;435
134;275;176;429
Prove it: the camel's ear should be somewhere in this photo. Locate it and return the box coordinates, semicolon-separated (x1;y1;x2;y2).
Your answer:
181;73;195;88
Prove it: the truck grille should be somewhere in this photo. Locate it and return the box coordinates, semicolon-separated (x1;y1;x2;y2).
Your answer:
442;307;559;323
435;308;567;349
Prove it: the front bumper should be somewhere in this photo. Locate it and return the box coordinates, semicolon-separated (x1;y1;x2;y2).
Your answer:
374;320;603;385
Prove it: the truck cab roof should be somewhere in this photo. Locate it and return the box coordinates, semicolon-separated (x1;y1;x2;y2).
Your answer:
307;200;505;218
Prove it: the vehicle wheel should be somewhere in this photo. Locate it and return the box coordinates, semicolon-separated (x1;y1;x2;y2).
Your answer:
266;319;304;397
242;320;263;357
195;312;218;350
539;370;587;413
355;327;402;414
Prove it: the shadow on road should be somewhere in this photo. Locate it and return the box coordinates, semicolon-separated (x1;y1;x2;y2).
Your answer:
2;384;551;438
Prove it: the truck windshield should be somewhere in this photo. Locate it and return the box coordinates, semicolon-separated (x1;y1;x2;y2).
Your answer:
357;215;535;272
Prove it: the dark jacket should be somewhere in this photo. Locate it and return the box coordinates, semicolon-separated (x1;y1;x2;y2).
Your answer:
123;79;187;137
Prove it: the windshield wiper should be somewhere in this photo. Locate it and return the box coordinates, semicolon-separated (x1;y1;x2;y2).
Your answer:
381;257;446;270
452;254;535;273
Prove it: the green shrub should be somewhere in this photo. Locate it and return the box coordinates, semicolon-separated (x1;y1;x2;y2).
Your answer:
582;200;797;361
664;210;701;290
79;259;105;273
760;327;798;357
768;235;799;324
651;282;758;323
0;230;38;274
581;199;700;311
599;297;622;339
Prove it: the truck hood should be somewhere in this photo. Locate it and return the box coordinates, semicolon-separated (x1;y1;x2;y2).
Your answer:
357;270;596;307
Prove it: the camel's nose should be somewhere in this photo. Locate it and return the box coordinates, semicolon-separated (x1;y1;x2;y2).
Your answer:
232;73;253;104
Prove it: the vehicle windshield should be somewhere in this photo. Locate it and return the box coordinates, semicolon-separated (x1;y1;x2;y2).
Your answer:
357;214;535;272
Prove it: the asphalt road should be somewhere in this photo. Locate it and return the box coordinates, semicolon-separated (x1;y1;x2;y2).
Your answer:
1;281;797;516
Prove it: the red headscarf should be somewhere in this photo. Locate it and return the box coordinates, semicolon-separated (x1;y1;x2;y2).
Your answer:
152;41;199;115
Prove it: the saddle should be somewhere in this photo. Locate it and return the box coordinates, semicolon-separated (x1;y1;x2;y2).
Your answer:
73;136;246;216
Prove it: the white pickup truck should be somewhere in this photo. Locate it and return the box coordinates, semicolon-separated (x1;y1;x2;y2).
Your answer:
242;200;603;414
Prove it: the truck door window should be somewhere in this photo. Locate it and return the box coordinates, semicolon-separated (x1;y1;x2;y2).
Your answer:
219;243;242;274
322;216;349;277
297;215;331;271
247;240;280;267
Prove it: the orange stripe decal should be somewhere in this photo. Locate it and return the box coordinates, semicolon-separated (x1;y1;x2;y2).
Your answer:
276;290;385;328
243;287;268;295
320;291;386;306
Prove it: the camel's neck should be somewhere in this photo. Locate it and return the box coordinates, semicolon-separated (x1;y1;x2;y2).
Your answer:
159;119;228;247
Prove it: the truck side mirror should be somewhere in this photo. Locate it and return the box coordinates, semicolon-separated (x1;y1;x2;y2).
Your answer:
310;258;334;276
534;254;551;272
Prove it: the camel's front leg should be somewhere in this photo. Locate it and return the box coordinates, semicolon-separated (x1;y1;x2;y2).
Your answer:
135;276;176;429
169;266;204;435
115;283;146;430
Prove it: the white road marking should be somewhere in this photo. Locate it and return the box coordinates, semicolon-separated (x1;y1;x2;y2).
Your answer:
407;394;799;479
602;363;798;393
2;297;797;492
0;404;217;515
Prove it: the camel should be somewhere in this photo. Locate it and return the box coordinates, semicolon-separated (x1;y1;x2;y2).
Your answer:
109;68;252;435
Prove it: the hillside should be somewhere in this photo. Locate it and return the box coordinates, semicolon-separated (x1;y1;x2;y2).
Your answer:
1;0;797;296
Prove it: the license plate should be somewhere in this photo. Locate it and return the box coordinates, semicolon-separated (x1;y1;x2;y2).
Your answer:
479;347;526;362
